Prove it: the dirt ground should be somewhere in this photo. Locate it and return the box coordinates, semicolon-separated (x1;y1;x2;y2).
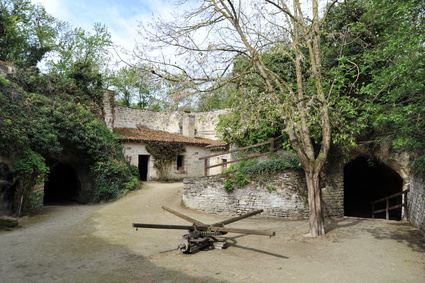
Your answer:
0;182;424;283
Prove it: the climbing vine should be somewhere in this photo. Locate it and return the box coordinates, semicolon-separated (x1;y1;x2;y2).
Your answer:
145;141;185;181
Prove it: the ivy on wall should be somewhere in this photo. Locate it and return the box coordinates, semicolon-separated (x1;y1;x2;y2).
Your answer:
145;141;186;181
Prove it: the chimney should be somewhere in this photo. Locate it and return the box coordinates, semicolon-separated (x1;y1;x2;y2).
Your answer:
182;114;196;138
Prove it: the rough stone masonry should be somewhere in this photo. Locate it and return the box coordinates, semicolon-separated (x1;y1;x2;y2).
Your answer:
182;171;309;219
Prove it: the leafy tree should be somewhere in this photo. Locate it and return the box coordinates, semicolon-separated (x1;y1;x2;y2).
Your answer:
0;0;58;67
43;23;113;102
360;0;425;172
322;0;425;171
136;0;349;236
109;65;157;109
45;22;113;75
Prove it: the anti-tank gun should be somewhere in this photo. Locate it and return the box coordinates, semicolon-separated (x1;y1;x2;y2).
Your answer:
133;206;275;253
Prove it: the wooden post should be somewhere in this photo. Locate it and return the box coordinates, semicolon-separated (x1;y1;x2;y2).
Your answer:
403;190;408;220
204;158;208;176
372;203;375;219
386;199;389;220
270;137;275;152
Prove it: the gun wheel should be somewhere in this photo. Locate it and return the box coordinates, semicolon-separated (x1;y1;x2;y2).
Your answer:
178;238;190;253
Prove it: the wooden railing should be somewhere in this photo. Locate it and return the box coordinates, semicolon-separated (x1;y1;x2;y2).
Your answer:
371;189;409;220
199;137;281;176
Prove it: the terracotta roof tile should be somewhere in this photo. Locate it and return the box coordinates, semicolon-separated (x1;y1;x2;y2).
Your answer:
113;126;227;148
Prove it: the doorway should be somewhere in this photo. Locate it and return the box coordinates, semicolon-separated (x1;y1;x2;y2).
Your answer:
344;157;403;219
138;155;150;181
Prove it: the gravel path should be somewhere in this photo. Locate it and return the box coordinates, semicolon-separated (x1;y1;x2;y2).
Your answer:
1;182;424;283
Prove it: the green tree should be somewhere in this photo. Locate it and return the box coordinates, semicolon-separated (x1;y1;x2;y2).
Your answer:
109;65;157;109
361;0;425;172
137;0;347;236
43;23;114;103
45;23;113;75
0;0;58;67
322;0;425;171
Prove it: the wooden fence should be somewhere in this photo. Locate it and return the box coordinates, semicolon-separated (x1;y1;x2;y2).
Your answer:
199;137;281;176
371;189;410;220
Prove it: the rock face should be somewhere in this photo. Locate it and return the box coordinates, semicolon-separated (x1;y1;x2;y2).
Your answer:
0;60;16;78
0;216;18;229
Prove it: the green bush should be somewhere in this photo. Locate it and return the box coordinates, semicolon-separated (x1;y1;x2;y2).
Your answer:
222;156;301;193
239;156;301;177
224;178;234;192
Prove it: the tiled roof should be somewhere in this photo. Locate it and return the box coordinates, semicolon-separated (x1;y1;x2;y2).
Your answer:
113;126;228;148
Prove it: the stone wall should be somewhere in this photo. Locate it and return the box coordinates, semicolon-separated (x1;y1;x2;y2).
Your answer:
321;153;345;217
409;174;425;235
103;91;227;140
182;171;309;219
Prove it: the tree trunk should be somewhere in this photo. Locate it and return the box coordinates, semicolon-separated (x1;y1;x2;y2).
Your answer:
305;169;325;237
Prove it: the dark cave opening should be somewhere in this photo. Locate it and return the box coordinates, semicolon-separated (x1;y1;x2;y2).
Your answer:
44;163;80;204
344;157;403;220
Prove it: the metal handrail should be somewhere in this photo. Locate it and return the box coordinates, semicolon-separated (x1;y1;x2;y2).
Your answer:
371;189;409;220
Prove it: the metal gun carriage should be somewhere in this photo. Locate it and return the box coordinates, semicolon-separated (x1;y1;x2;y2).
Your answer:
133;206;276;253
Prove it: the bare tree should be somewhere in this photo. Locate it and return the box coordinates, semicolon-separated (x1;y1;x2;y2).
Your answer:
136;0;338;237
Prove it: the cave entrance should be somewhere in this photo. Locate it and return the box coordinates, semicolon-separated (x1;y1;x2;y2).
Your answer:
44;163;80;204
344;157;403;220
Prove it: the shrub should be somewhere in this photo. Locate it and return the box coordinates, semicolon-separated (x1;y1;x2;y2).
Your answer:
239;156;301;178
222;156;301;192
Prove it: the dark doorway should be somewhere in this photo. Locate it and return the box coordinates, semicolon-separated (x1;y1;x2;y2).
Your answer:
344;157;403;219
44;164;80;204
138;155;150;181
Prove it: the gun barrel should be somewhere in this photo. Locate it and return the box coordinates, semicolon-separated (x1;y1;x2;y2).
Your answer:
212;209;264;227
161;206;205;226
133;223;196;230
212;227;275;237
132;223;275;237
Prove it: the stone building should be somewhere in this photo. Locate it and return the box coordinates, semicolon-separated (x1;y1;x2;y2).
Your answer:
103;91;230;181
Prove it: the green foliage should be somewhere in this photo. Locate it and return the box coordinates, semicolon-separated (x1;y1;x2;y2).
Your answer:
13;149;49;215
108;65;159;109
224;178;234;192
223;172;248;192
265;184;277;193
0;64;139;208
239;157;302;178
324;0;425;172
0;75;10;86
223;164;237;173
45;22;113;75
222;156;301;192
145;141;185;180
234;171;248;188
91;159;139;202
216;85;286;149
0;0;141;210
0;0;57;67
14;149;50;185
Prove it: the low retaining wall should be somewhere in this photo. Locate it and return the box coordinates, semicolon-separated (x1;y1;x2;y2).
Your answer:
182;171;308;219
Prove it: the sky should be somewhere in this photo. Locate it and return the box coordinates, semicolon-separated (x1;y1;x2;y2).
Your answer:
30;0;177;54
